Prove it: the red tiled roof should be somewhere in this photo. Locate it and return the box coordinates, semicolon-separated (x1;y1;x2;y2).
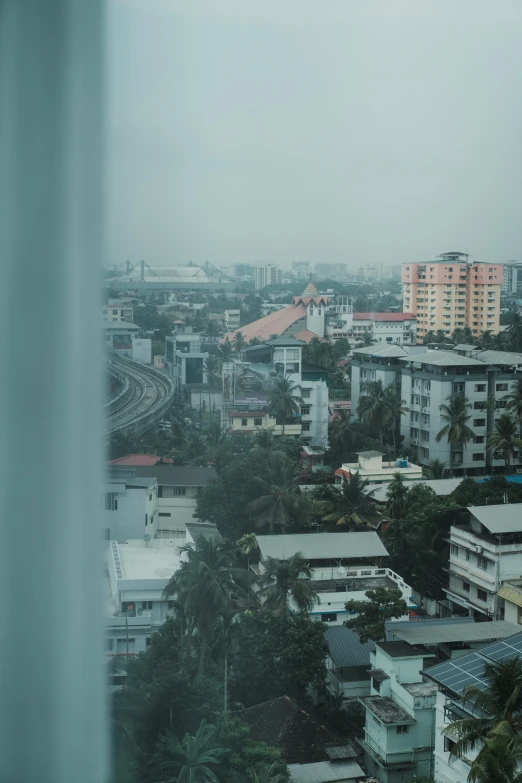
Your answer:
335;468;350;479
223;302;307;343
229;411;267;418
353;312;415;321
294;329;318;344
109;454;172;466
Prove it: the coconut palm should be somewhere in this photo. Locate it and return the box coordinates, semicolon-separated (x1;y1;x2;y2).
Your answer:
487;413;522;474
505;379;522;429
386;473;409;521
163;538;246;673
444;656;522;763
506;310;522;353
423;458;450;479
435;395;475;474
252;428;283;456
329;410;359;462
321;472;375;530
357;380;395;445
259;552;319;615
213;609;240;712
383;384;408;455
233;330;247;354
246;453;307;533
204;420;227;464
152;719;226;783
248;763;290;783
204;355;222;415
468;735;522;783
236;533;258;577
266;376;303;435
219;339;233;362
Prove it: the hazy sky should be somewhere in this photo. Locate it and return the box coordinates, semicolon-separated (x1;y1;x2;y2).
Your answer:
108;0;522;271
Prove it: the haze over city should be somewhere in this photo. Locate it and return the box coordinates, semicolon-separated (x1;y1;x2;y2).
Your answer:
108;0;522;270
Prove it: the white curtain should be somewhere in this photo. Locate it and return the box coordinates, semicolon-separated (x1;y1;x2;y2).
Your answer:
0;1;108;780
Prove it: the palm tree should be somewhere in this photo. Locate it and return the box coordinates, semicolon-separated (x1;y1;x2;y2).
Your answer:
329;410;359;462
383;384;408;455
246;454;307;533
252;428;283;456
259;552;319;615
233;330;247;354
505;379;522;430
386;473;409;521
468;735;522;783
236;533;258;587
506;310;522;353
163;538;246;673
357;380;393;445
423;458;450;479
444;657;522;772
247;763;289;783
204;420;227;464
487;413;522;474
213;609;240;712
436;395;475;474
204;355;222;416
321;472;375;529
152;719;226;783
267;376;302;435
219;339;233;362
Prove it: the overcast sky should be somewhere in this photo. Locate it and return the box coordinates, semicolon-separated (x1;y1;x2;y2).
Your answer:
107;0;522;271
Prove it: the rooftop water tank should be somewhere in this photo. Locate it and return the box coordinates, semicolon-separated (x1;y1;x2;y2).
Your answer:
396;458;409;468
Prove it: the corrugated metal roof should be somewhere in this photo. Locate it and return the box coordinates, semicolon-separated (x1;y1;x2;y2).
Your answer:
326;626;375;667
256;532;389;561
387;620;519;645
468;504;522;534
288;760;364;782
399;351;485;366
372;478;464;503
353;344;408;358
498;585;522;608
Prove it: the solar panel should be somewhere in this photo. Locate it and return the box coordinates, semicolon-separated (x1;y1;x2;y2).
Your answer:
481;633;522;664
423;652;488;695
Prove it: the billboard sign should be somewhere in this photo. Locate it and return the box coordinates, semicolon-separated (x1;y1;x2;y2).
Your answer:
234;364;270;405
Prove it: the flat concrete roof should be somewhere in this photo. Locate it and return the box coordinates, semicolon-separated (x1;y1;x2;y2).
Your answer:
116;539;184;580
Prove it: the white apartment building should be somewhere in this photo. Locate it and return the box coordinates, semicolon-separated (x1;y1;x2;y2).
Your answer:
498;578;522;625
445;503;522;620
423;631;522;783
350;344;413;423
335;451;423;489
103;470;158;543
359;641;437;783
103;300;133;322
164;329;209;387
224;309;240;331
399;347;522;475
255;532;414;626
104;523;220;660
351;313;417;345
254;264;282;290
502;260;522;294
112;465;217;536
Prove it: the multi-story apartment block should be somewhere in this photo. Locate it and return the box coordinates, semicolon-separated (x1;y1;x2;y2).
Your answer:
253;264;282;290
502;260;522;294
255;532;413;626
103;469;158;542
164;327;209;387
103;300;133;322
400;347;522;475
315;262;348;279
446;504;522;620
359;641;438;783
357;263;382;282
292;261;310;281
402;252;503;342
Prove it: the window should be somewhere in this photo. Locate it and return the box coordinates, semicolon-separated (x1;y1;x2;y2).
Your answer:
241;418;248;426
145;514;148;526
477;557;488;571
141;601;152;610
472;453;485;461
453;383;465;394
445;737;456;753
473;401;484;409
254;418;263;426
149;493;152;502
496;383;508;392
497;400;507;408
300;406;311;416
372;677;381;693
104;639;114;652
173;487;186;496
451;544;458;556
159;512;171;517
302;389;311;399
474;436;485;444
477;588;488;602
103;492;117;511
474;418;486;427
475;384;486;392
302;422;311;432
466;549;471;561
396;725;409;734
322;613;337;622
462;581;470;592
146;637;152;648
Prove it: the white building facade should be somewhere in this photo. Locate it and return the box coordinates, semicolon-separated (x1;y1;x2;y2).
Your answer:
103;471;158;543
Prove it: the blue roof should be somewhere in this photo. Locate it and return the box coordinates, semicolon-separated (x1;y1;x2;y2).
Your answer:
478;475;522;484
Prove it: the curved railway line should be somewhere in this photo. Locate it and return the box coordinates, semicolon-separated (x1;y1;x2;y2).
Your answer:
106;353;174;436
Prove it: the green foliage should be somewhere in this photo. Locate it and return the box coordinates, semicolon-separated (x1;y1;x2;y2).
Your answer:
450;474;522;507
259;553;318;614
487;413;522;473
319;473;376;530
267;377;303;431
152;719;225;783
212;716;289;783
246;453;309;533
232;612;328;706
345;586;408;643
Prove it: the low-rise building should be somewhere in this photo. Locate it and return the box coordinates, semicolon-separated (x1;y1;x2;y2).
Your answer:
164;328;209;388
255;532;414;625
103;469;158;543
359;642;438;783
335;451;423;489
445;503;522;620
498;579;522;626
228;410;302;437
352;313;417;345
103;301;133;322
325;626;375;701
224;309;240;331
103;320;140;355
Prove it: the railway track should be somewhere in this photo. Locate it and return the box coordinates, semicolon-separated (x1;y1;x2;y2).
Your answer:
106;353;174;436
